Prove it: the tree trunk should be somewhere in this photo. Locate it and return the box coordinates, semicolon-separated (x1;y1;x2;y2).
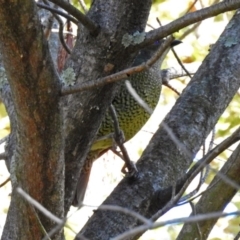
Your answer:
0;2;64;239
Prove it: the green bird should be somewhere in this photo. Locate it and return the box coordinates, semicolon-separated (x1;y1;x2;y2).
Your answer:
73;39;181;206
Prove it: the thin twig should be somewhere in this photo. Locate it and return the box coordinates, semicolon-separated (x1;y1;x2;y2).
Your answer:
143;0;240;50
186;0;199;13
178;140;240;206
0;135;8;145
61;36;174;96
178;128;216;204
126;81;193;175
108;120;240;225
178;141;240;206
178;169;204;204
0;152;7;160
112;210;240;240
125;80;153;114
177;178;220;206
82;203;152;225
17;187;76;239
42;222;65;240
0;177;10;187
186;127;240;182
54;13;71;54
190;201;203;240
203;139;206;156
161;68;195;80
161;68;192;95
158;14;191;90
161;122;193;160
36;2;78;24
41;1;72;54
210;166;240;191
78;0;88;13
43;210;78;240
51;29;76;35
31;207;51;240
171;47;192;79
162;81;181;95
48;0;99;35
146;23;155;30
180;21;201;40
150;127;240;222
98;205;151;225
17;187;63;224
208;127;216;152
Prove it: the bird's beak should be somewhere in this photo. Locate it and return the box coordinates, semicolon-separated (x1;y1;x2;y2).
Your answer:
171;39;182;47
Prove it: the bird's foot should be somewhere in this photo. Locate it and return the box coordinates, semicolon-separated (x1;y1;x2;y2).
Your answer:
121;161;139;178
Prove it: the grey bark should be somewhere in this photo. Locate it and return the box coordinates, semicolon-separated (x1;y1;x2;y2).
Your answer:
177;142;240;240
0;0;240;240
77;10;240;240
63;0;152;213
0;2;64;239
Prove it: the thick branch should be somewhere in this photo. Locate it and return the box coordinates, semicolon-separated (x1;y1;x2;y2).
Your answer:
140;0;240;49
78;10;240;240
177;144;240;239
63;0;153;214
62;1;240;95
61;36;174;95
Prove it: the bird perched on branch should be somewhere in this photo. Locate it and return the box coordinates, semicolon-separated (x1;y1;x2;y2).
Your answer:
72;39;181;206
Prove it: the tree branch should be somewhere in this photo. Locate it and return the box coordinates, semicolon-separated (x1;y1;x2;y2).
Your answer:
63;0;153;214
48;0;99;35
149;126;240;224
141;0;240;49
61;36;174;95
177;142;240;239
61;1;240;95
77;10;240;239
36;2;78;24
112;210;240;240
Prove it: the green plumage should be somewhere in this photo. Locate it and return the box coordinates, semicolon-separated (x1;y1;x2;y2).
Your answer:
73;40;180;206
92;58;162;151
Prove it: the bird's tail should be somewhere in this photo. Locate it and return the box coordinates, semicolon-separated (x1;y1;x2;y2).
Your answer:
72;157;93;207
72;148;109;207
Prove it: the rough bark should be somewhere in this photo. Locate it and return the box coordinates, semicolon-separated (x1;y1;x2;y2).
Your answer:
0;2;64;239
77;10;240;240
177;143;240;240
63;0;152;212
0;0;240;239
